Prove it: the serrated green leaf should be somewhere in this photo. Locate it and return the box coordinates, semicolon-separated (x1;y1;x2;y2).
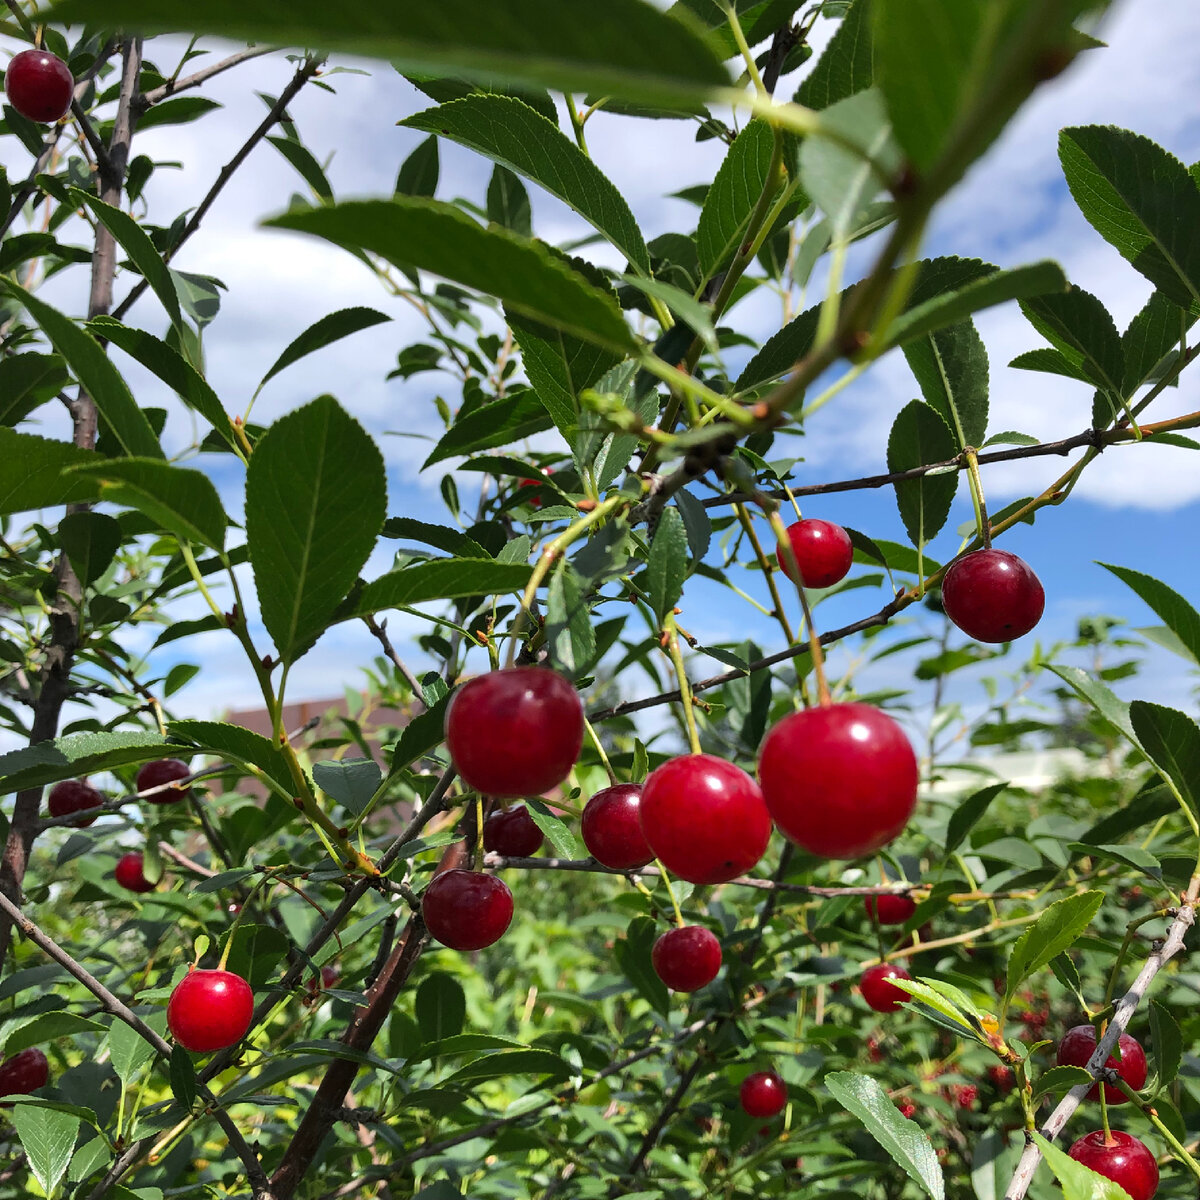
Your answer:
527;797;584;859
415;973;465;1043
313;758;382;816
1031;1132;1134;1200
57;511;121;587
546;564;595;675
824;1071;944;1200
350;559;533;619
888;977;978;1038
169;719;295;794
645;507;688;624
1009;346;1095;383
944;782;1006;856
794;0;874;110
0;352;69;426
887;399;957;548
1006;890;1103;998
107;1015;161;1085
1150;999;1181;1089
169;1044;197;1111
486;164;531;235
256;307;391;395
0;731;170;796
1129;699;1200;818
404;96;649;273
12;1103;78;1197
903;319;988;450
396;133;440;198
268;134;333;201
383;518;490;559
246;395;386;664
1044;663;1140;749
443;1048;571;1085
1099;562;1200;668
1120;290;1199;396
697;119;778;279
1032;1064;1093;1100
4;1012;104;1055
1020;286;1123;400
424;390;555;468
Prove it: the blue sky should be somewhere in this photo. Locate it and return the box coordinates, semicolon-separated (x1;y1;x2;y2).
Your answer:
9;0;1200;742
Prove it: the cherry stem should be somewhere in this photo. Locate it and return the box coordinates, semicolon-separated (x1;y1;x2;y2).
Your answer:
963;448;992;548
656;861;686;928
734;503;795;645
583;718;618;786
664;614;702;756
218;875;268;970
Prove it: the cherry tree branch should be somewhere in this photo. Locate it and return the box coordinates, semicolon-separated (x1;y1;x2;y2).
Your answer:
137;45;277;107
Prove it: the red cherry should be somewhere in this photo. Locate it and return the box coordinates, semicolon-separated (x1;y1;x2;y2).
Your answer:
740;1070;787;1118
864;893;917;925
0;1048;49;1097
445;667;583;798
940;548;1044;643
758;703;918;859
319;965;340;989
860;963;912;1013
651;925;722;992
1067;1131;1159;1200
167;968;254;1053
518;467;553;508
47;778;103;826
483;804;545;857
136;758;192;804
114;851;155;893
639;754;771;884
422;869;513;951
953;1083;977;1110
4;49;73;124
581;784;653;870
896;1099;917;1119
1056;1024;1148;1103
989;1064;1015;1093
776;518;853;588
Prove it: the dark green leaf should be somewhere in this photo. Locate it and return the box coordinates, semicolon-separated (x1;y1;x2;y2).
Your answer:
268;134;333;201
486;164;531;235
350;559;533;618
1150;1000;1181;1089
246;395;386;664
0;731;170;796
267;200;636;352
527;797;584;859
1098;562;1200;668
0;280;163;459
415;972;465;1043
613;916;670;1017
1032;1064;1093;1100
168;720;296;794
403;96;649;272
424;390;554;467
1121;291;1198;396
169;1045;197;1111
0;353;69;426
1044;663;1139;749
444;1048;570;1084
383;517;489;559
1129;700;1200;819
886;400;957;548
396;134;440;197
312;758;382;815
943;782;1006;857
4;1012;104;1055
546;564;595;675
697;120;777;279
645;507;688;623
256;307;391;395
903;319;988;450
1008;347;1095;384
824;1071;944;1200
674;487;711;567
1006;890;1104;998
57;512;121;587
135;94;220;129
1020;286;1123;397
12;1103;78;1197
1069;842;1161;881
794;0;874;109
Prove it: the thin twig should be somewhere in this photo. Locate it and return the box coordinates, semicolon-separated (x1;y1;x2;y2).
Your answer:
137;45;277;107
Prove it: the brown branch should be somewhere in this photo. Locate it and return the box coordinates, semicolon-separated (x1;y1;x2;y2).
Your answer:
1003;875;1200;1200
137;45;277;108
362;614;424;696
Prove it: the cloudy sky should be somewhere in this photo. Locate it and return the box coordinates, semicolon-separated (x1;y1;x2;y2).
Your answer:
10;0;1200;748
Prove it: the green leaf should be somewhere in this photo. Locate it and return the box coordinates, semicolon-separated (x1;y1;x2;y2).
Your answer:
48;0;730;108
1098;562;1200;668
486;164;531;235
267;134;333;201
65;458;227;551
886;400;957;548
246;395;387;664
0;429;103;514
0;352;69;426
794;0;874;110
267;199;636;353
527;797;584;859
256;307;391;395
383;517;489;559
425;390;554;468
1149;1000;1182;1088
1121;290;1198;396
169;1044;197;1111
613;916;670;1017
1006;890;1104;998
12;1103;78;1198
697;119;778;279
168;719;296;795
89;317;235;448
1032;1064;1093;1100
107;1015;161;1084
1044;663;1140;749
1031;1132;1135;1200
1070;842;1161;881
1009;346;1095;384
396;133;440;198
1129;700;1200;819
4;1012;104;1055
403;96;649;273
887;977;978;1039
1020;286;1123;398
0;731;170;796
313;758;382;816
1060;126;1200;308
72;189;184;333
903;319;989;450
135;94;221;129
57;511;121;587
350;559;533;618
645;508;688;624
546;564;595;675
824;1071;944;1200
69;1135;111;1185
444;1048;571;1085
0;280;163;459
415;972;465;1043
943;782;1006;857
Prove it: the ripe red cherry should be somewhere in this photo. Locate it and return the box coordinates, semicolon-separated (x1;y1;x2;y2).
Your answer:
167;968;254;1053
864;893;917;925
114;851;155;893
740;1070;787;1118
1068;1131;1159;1200
47;778;103;826
445;667;583;798
758;703;918;859
581;783;653;870
518;466;553;508
776;518;853;588
1056;1024;1147;1103
4;49;74;124
860;963;912;1013
0;1048;49;1097
651;925;722;992
422;869;514;951
639;754;771;884
483;804;544;857
136;758;192;803
940;548;1044;642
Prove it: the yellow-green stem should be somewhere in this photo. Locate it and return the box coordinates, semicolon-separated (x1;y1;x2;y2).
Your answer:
665;613;702;755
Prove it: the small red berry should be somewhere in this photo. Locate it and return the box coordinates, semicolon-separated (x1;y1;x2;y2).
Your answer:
136;758;192;804
1055;1024;1147;1104
114;851;155;893
581;783;654;870
47;778;104;826
167;968;254;1053
651;925;722;992
776;518;853;588
864;893;917;925
758;703;918;859
0;1048;49;1097
740;1070;787;1118
940;548;1044;643
1067;1131;1159;1200
639;754;771;885
988;1065;1015;1093
518;467;553;507
445;667;584;798
483;804;544;857
421;869;513;951
896;1099;917;1119
953;1083;977;1110
860;963;912;1013
4;49;73;124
